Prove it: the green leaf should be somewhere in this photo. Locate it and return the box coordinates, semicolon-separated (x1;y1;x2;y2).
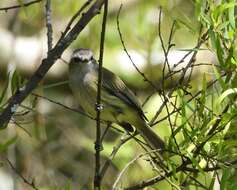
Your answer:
209;29;217;50
218;88;237;103
64;182;72;190
213;65;226;89
228;5;235;29
231;57;237;67
208;173;216;190
230;179;237;190
195;0;202;19
199;74;207;115
42;81;69;89
176;17;196;33
17;0;28;16
215;35;224;66
209;30;225;66
0;136;18;153
188;155;205;174
206;117;218;134
220;168;231;190
11;70;20;94
11;70;25;95
212;3;237;23
200;14;212;26
0;73;10;104
225;47;234;69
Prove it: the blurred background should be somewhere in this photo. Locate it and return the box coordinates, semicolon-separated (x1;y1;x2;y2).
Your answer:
0;0;217;189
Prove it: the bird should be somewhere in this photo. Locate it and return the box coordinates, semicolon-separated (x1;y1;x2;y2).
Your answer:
68;48;165;152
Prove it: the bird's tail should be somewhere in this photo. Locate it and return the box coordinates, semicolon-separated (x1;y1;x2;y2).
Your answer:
136;120;165;152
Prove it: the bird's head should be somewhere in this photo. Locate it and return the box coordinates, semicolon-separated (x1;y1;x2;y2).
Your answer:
70;48;94;64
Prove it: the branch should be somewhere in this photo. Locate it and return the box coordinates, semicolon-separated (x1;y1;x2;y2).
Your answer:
0;0;42;11
31;93;94;119
30;93;129;136
0;0;106;128
117;4;160;92
100;134;132;180
94;0;108;189
124;160;191;190
151;73;226;126
59;0;93;41
117;5;180;126
125;80;233;189
100;10;210;186
112;150;168;190
150;31;208;124
45;0;53;51
157;8;182;156
6;158;39;190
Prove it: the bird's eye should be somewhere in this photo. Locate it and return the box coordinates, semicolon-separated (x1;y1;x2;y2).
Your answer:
72;57;81;62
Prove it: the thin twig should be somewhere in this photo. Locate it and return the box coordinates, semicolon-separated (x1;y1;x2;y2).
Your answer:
101;19;213;190
157;8;181;155
165;63;220;80
45;0;53;51
6;158;39;190
94;0;108;189
151;73;225;126
150;31;209;124
12;120;32;137
117;4;161;91
100;133;134;180
125;79;233;189
117;4;179;130
158;8;172;74
112;150;167;190
100;7;207;182
124;152;235;190
59;0;93;41
31;93;94;119
124;161;187;190
0;0;42;11
31;93;125;135
100;122;111;142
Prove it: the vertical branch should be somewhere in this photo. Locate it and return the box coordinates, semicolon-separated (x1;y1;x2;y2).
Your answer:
157;9;181;154
94;0;108;189
45;0;53;51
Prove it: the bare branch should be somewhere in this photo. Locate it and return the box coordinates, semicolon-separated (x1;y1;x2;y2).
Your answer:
59;0;93;40
117;4;161;92
31;93;94;119
0;0;42;11
94;0;108;189
6;158;39;190
112;150;170;190
100;133;132;179
0;0;106;128
45;0;53;51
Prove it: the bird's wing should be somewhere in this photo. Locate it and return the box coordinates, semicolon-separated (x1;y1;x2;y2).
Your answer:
100;67;147;121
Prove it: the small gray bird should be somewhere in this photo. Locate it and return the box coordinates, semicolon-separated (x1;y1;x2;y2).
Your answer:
68;48;165;151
